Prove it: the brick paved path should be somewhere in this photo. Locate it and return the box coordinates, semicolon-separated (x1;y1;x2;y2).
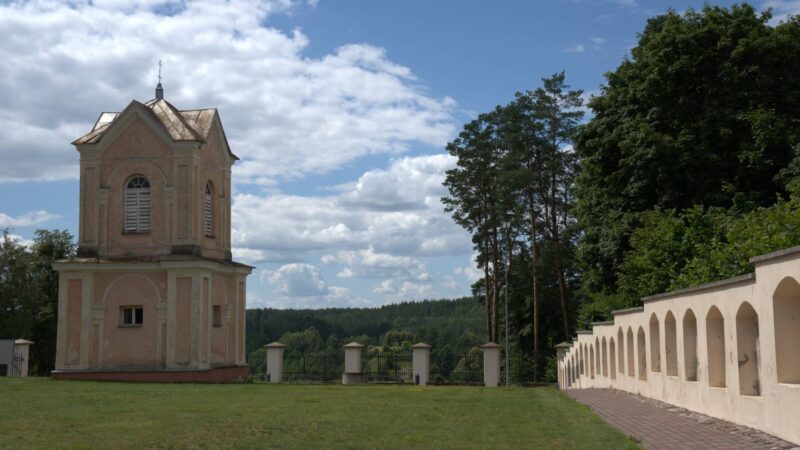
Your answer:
565;389;796;450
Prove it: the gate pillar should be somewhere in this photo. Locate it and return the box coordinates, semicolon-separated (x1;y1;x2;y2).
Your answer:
412;343;431;386
481;342;502;387
266;342;286;383
342;342;364;384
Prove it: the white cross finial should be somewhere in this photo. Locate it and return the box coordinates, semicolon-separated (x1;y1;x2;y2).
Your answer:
158;59;162;84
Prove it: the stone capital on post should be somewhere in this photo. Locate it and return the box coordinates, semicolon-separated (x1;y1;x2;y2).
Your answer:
265;342;286;383
411;342;431;386
342;341;364;384
481;342;502;387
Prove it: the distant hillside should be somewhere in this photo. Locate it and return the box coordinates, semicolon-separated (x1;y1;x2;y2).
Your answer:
245;297;485;357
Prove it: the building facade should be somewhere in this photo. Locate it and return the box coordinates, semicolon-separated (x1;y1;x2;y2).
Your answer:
53;85;252;382
557;246;800;444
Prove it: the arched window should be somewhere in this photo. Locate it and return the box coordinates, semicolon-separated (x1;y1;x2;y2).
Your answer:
204;182;214;238
124;176;150;233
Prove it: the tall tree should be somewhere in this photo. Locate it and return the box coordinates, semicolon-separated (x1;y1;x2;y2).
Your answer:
575;5;800;304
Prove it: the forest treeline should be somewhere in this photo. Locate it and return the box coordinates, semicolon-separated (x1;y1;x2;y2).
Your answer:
245;297;484;357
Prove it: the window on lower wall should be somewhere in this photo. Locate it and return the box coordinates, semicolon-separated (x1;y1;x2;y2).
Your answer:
213;305;222;327
120;306;144;327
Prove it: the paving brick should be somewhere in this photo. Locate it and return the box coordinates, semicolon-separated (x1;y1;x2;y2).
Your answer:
564;389;796;450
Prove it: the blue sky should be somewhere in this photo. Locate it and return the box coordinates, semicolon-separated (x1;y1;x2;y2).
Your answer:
1;0;796;309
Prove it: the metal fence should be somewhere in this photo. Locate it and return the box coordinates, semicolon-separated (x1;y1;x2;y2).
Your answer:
362;351;413;383
429;351;483;385
248;345;544;385
283;351;343;383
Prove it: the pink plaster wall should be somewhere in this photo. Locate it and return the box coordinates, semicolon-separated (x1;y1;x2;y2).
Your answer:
79;112;233;261
100;273;164;368
66;279;82;367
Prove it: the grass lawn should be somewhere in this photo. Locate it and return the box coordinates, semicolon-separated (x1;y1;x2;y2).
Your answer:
0;378;638;449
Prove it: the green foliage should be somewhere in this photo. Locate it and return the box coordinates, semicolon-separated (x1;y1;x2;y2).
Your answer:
246;297;485;360
600;191;800;315
575;4;800;297
0;229;75;375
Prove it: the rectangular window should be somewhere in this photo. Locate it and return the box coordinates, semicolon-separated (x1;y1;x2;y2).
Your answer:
120;306;144;327
213;305;222;327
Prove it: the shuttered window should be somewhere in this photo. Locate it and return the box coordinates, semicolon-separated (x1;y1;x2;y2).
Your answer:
124;176;151;233
204;182;214;237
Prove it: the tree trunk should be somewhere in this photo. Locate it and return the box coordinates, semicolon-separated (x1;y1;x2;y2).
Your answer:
482;226;493;342
551;151;570;340
528;189;539;382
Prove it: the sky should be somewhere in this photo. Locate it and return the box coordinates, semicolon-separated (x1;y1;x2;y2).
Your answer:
1;0;798;309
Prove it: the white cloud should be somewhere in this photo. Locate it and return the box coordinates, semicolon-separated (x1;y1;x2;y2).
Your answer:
265;263;328;297
0;210;60;227
764;1;800;23
322;247;430;281
454;252;483;284
0;0;457;184
565;44;585;53
5;233;35;249
372;279;433;299
231;154;471;262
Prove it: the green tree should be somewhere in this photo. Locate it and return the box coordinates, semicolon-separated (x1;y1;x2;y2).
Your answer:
575;5;800;303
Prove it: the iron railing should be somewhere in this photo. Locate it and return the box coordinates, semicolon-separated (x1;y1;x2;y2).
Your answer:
283;351;343;383
362;351;413;383
429;351;483;385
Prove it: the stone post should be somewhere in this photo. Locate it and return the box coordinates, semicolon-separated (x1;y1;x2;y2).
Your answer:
481;342;502;387
412;343;431;385
265;342;286;383
342;342;364;384
12;339;33;377
555;342;571;389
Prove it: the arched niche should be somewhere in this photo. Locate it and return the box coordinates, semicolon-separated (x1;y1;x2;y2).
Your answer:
649;314;661;372
706;306;726;388
590;344;595;379
609;337;617;380
683;309;698;381
736;302;760;396
637;327;647;380
617;328;624;375
595;337;601;377
601;337;608;377
665;311;678;376
626;327;634;376
773;277;800;384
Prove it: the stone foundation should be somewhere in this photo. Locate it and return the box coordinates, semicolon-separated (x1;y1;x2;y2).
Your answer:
51;365;249;383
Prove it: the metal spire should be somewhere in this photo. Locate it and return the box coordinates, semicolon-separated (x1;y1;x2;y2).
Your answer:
155;59;164;100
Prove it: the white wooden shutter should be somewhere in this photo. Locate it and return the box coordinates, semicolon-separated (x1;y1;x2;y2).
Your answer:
125;177;151;232
204;183;213;237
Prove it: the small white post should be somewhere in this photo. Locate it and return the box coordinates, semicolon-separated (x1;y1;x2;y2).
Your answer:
481;342;501;387
342;342;364;384
412;343;431;386
12;339;33;377
265;342;286;383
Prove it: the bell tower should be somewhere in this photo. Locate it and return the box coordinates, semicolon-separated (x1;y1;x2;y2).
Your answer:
53;83;252;382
